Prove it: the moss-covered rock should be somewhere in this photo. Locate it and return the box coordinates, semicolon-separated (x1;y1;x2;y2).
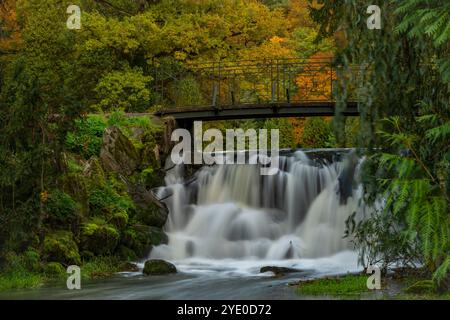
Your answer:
108;210;129;230
81;218;120;255
82;157;106;183
121;227;150;258
143;259;177;275
122;225;168;258
100;126;140;176
43;231;81;265
117;245;138;261
147;226;169;246
119;261;139;272
134;202;168;228
44;262;66;278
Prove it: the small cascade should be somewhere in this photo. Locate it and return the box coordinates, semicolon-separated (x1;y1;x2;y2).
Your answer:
151;150;365;263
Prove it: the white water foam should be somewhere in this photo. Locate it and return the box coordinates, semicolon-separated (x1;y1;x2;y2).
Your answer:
150;150;365;277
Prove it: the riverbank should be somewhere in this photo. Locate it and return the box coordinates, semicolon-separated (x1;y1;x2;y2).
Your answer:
2;266;449;300
0;256;137;292
2;253;448;299
294;273;450;300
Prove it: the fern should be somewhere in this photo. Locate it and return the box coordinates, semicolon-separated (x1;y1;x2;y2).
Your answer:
425;122;450;144
371;115;449;288
432;255;450;288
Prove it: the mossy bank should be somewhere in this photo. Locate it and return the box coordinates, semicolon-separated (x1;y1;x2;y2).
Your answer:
295;272;450;300
0;112;172;291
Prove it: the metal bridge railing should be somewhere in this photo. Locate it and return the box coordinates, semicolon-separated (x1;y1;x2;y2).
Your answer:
151;58;359;109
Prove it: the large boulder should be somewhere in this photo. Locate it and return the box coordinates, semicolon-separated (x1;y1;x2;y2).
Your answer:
130;185;168;228
143;259;177;275
81;217;120;255
43;230;81;265
122;225;168;259
100;126;140;176
135;202;168;228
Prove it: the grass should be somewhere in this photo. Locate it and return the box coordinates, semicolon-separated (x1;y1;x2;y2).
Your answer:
297;274;368;297
297;275;368;296
396;292;450;300
0;256;126;292
0;270;44;292
296;273;450;300
80;256;122;280
395;277;450;300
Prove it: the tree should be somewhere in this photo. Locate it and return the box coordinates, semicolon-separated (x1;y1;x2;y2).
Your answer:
309;0;449;289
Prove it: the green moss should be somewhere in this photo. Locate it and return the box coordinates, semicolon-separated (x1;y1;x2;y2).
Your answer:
147;226;169;246
65;115;107;159
81;217;120;255
134;202;167;228
23;248;41;272
88;180;134;216
122;225;167;258
0;271;43;292
297;274;369;297
44;262;66;278
44;190;79;224
108;210;129;230
117;245;138;261
43;230;81;265
143;259;177;276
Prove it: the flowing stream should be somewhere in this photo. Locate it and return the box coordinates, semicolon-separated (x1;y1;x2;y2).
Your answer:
1;149;369;300
151;149;365;272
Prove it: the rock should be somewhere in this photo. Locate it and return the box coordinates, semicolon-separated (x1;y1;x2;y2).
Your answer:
119;262;139;272
100;126;140;176
260;266;302;276
82;157;105;181
143;259;177;275
130;185;168;228
43;230;81;265
135;202;168;228
121;225;168;259
81;217;120;255
117;245;138;261
147;226;169;246
108;210;129;230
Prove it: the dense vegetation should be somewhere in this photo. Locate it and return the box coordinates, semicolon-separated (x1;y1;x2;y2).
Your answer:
310;0;449;291
0;0;447;296
0;0;340;289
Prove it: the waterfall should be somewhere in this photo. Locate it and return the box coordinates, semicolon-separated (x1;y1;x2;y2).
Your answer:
151;150;365;264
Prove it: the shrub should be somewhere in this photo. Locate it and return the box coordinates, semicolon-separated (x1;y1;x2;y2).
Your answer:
88;181;134;216
44;190;78;224
23;248;41;272
301;117;333;148
44;262;66;278
65;115;107;158
81;217;120;255
43;231;81;265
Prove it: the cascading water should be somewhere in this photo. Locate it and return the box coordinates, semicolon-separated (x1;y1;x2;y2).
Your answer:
150;150;366;275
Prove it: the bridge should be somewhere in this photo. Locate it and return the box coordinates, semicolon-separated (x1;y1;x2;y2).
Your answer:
150;58;360;127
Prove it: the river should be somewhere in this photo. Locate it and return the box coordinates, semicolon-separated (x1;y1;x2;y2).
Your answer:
1;149;368;299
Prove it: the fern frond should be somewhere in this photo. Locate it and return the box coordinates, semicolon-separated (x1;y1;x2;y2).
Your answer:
426;121;450;144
